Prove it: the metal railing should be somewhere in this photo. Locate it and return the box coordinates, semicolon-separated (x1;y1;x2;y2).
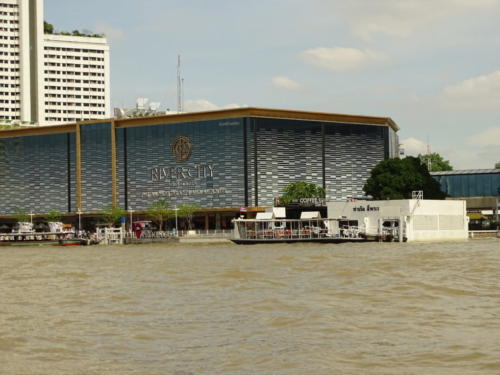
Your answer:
177;229;232;238
125;229;232;239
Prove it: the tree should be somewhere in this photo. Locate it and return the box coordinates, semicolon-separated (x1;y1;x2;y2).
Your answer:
45;210;62;222
44;21;54;34
277;181;325;206
177;204;200;230
146;199;173;231
101;205;126;227
495;162;500;169
13;209;29;223
363;156;446;200
418;153;453;172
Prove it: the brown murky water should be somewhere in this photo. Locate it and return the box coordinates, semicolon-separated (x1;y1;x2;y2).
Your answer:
1;239;499;374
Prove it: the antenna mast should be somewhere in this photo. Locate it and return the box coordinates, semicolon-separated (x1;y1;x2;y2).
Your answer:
426;136;432;171
177;55;184;113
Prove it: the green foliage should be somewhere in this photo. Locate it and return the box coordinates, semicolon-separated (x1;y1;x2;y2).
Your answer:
177;204;200;230
418;152;453;172
495;162;500;169
57;30;104;38
44;21;54;34
277;182;325;206
146;199;173;231
363;156;446;200
45;210;62;223
0;122;20;130
43;20;104;38
13;209;30;223
101;205;126;227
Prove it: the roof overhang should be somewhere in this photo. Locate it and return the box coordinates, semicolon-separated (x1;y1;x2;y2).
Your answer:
0;107;399;139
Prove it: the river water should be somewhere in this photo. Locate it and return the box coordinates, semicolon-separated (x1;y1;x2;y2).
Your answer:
1;239;499;374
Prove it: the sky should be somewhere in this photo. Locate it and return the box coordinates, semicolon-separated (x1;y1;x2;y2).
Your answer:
44;0;500;170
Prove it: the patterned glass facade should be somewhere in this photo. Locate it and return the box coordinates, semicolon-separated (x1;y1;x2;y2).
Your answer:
116;118;246;211
0;113;397;215
432;172;500;197
80;122;113;212
0;133;75;215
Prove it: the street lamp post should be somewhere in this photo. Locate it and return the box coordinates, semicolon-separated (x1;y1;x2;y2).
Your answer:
128;209;134;232
29;211;34;224
174;205;179;237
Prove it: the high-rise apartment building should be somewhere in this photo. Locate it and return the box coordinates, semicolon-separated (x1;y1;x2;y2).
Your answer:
43;34;110;124
0;0;110;125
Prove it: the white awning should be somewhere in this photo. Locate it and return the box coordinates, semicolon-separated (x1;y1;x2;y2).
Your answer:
300;211;321;219
273;207;286;218
256;212;274;220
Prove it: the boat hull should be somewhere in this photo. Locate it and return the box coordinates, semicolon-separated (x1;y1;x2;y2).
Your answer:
230;237;368;245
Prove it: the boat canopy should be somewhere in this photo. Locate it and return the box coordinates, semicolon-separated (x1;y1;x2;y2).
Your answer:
256;212;274;220
273;207;286;218
300;211;321;219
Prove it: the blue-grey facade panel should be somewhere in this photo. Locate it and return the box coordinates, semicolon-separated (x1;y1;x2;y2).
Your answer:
80;122;113;212
324;124;386;201
117;118;246;210
433;173;500;197
0;133;74;215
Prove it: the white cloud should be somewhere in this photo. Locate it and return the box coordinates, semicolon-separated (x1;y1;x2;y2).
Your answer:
272;76;300;90
331;0;500;40
400;134;499;169
440;71;500;109
468;126;500;147
400;137;428;156
301;47;388;72
443;146;500;169
94;23;124;42
184;100;242;113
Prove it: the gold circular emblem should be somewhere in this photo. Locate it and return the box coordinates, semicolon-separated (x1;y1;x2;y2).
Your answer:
171;136;192;162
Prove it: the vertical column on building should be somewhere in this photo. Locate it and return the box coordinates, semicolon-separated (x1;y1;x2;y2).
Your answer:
111;121;118;207
18;0;32;121
204;213;209;231
75;122;82;211
30;0;42;123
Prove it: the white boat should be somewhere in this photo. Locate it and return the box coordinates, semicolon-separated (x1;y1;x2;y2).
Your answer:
231;210;366;244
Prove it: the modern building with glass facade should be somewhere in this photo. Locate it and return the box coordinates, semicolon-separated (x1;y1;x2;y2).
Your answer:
431;169;500;226
431;169;500;198
0;107;400;226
